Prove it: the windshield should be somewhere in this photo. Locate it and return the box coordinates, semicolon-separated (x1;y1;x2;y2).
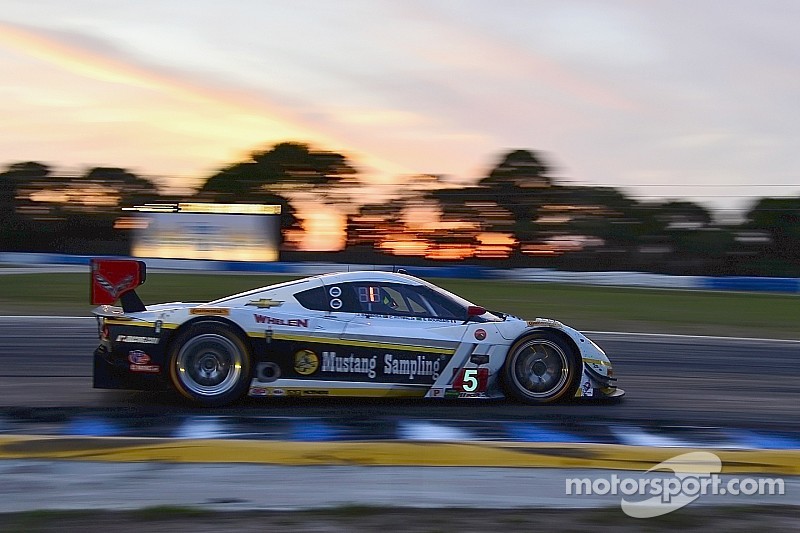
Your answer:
417;279;504;322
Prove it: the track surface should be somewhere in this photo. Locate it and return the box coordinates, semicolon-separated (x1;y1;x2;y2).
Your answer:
1;317;798;429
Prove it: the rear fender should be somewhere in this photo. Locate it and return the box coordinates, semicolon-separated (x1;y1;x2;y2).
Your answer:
165;316;254;357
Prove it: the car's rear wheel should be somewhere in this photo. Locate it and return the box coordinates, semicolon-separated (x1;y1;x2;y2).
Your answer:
168;322;251;406
502;331;581;404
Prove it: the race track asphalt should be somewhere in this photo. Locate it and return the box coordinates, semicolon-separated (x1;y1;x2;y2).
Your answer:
1;317;798;430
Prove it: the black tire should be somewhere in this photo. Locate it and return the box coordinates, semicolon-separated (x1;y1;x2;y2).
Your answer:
168;321;252;407
502;331;582;404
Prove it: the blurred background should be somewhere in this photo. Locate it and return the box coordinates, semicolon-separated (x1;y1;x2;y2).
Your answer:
0;1;798;277
3;143;799;276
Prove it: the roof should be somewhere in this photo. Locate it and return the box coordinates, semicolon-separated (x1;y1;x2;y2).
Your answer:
312;270;423;285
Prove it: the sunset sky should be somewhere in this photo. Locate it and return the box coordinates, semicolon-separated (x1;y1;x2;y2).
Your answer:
2;0;799;224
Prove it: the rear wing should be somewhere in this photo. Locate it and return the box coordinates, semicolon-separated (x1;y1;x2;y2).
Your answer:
90;259;147;313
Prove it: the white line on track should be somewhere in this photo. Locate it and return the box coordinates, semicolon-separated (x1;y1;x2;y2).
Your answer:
585;330;800;344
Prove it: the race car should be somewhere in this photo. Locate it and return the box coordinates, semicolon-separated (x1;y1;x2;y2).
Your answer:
91;259;623;406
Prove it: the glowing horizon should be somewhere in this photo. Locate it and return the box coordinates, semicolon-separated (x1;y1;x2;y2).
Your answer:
0;20;413;191
2;0;800;232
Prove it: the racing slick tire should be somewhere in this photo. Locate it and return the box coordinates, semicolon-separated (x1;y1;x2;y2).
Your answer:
168;321;252;407
501;331;581;404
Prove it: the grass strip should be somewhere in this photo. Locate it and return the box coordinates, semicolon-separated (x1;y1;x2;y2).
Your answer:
0;272;797;338
1;505;798;532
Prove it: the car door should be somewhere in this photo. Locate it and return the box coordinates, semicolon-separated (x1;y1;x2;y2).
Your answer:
326;280;475;392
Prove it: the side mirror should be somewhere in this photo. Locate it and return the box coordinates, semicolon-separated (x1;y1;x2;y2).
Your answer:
467;305;486;317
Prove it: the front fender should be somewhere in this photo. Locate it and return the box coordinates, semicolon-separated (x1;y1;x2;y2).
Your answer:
496;317;616;388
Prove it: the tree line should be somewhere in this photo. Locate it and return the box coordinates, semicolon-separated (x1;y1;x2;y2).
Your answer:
1;142;798;276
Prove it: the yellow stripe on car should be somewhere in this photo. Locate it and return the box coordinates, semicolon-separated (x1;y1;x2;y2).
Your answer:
249;332;457;355
103;319;179;330
583;358;611;366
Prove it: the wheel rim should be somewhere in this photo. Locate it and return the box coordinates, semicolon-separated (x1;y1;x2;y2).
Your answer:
175;334;243;397
510;339;569;398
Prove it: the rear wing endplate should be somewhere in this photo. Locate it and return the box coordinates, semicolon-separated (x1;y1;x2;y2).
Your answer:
90;259;147;313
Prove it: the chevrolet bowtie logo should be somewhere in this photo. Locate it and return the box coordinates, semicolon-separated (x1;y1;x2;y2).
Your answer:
246;298;284;308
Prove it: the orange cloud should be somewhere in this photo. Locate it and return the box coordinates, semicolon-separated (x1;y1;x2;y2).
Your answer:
0;21;413;181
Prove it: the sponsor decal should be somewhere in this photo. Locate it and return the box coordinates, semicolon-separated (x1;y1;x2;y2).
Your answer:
128;350;151;365
287;389;329;396
319;351;443;381
190;307;230;316
250;386;295;397
474;329;487;341
316;350;449;384
129;364;160;373
254;314;309;328
294;350;319;375
581;379;594;398
246;298;284;308
458;391;486;398
128;349;159;372
526;318;563;328
322;351;377;378
117;335;159;344
384;354;441;381
356;313;459;323
430;387;445;398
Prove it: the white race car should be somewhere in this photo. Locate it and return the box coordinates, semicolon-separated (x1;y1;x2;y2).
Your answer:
91;259;623;406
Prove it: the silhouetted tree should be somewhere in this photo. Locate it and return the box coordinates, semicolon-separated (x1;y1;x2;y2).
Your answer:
746;197;800;271
477;150;554;242
81;167;160;207
345;201;407;247
653;200;712;228
197;142;360;241
0;162;53;249
199;142;357;202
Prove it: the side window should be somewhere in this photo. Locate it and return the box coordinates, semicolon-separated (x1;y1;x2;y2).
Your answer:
407;296;427;314
294;286;328;311
382;287;411;313
326;283;361;313
345;282;466;320
353;284;399;314
296;284;362;312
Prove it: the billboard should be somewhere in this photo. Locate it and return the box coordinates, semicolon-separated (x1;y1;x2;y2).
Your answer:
126;203;281;262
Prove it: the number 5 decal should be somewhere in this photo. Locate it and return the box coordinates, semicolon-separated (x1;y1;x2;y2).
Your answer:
453;367;488;392
463;369;479;392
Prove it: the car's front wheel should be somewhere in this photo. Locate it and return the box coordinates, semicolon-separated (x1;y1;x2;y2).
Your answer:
168;322;251;406
502;331;581;404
